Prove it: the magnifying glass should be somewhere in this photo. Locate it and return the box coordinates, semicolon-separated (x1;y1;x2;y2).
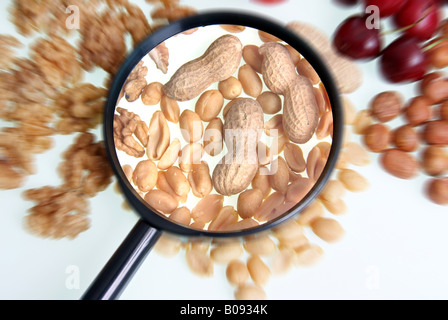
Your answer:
82;11;343;300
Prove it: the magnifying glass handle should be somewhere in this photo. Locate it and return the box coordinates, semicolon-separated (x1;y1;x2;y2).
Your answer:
81;219;162;300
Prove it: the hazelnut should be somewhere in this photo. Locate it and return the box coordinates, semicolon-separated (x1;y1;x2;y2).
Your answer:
404;96;432;126
370;91;403;123
392;125;419;152
363;123;390;153
426;178;448;205
421;146;448;176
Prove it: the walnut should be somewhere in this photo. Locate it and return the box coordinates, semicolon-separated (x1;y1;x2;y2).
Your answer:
30;35;83;88
122;3;153;47
9;0;51;36
0;35;22;69
53;83;107;134
0;129;36;176
114;107;149;158
0;161;25;190
149;42;169;74
58;133;113;197
78;10;127;74
0;59;58;110
23;186;90;239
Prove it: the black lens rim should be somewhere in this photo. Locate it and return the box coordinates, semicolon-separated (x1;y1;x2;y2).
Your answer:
104;10;343;238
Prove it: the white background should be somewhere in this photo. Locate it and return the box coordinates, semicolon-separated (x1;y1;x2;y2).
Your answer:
1;0;447;300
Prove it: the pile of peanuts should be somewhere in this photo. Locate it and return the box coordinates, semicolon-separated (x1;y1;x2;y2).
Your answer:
112;23;372;299
360;75;448;205
115;28;334;231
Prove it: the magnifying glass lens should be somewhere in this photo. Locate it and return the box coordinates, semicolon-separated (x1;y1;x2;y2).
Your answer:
113;24;336;235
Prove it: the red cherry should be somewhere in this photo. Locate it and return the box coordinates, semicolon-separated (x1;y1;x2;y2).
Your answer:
334;0;360;6
333;15;382;60
393;0;441;40
380;36;428;83
364;0;408;17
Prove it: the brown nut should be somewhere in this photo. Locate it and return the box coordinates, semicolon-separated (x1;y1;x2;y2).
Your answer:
203;118;223;156
179;143;204;173
380;149;419;179
369;91;403;123
391;125;419;152
191;194;224;224
428;46;448;69
344;142;371;167
210;242;244;264
221;24;246;33
421;146;448;176
237;189;264;219
425;178;448;205
306;146;326;182
156;171;187;203
157;138;181;170
243;235;276;256
195;90;224;122
163;34;243;101
316;110;333;140
254;191;285;222
147;111;170;161
337;169;370;192
238;64;263;98
260;43;319;143
188;161;213;198
284;142;306;173
423;120;448;146
256;91;282;115
144;189;178;214
132;160;158;192
242;45;263;74
179;110;204;143
208;206;239;231
234;284;266;300
422;77;448;104
165;166;190;197
218;76;243;100
226;260;249;286
268;157;289;194
160;94;180;123
185;247;214;277
141;82;163;106
264;114;284;137
310;217;345;243
169;207;191;226
363;123;390;153
420;71;445;93
251;167;272;199
213;98;264;196
296;57;320;85
404;96;432;126
247;255;271;286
